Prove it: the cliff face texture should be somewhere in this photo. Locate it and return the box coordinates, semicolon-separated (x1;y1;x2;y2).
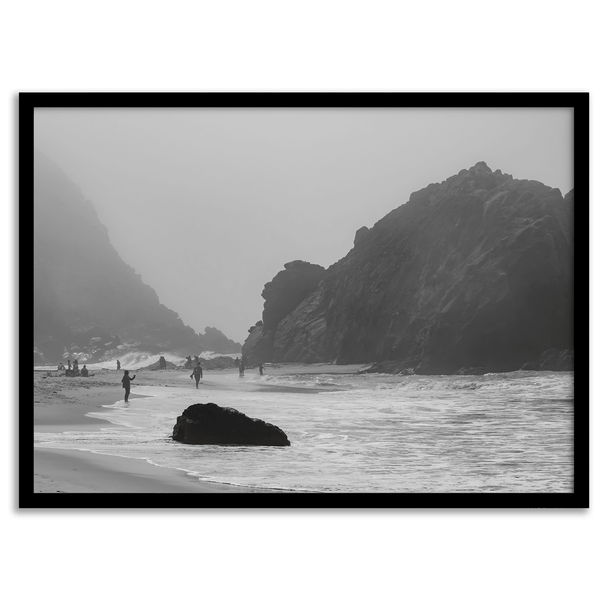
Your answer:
243;162;574;373
33;150;241;364
242;260;326;364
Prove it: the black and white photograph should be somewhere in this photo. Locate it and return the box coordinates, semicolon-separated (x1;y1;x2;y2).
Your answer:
4;3;597;599
23;94;585;507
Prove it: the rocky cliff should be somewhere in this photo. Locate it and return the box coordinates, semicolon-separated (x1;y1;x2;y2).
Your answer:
243;162;574;373
242;260;326;364
33;149;241;364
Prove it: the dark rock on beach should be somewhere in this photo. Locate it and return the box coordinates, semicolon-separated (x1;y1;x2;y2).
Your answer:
172;403;291;446
199;356;238;370
244;162;574;374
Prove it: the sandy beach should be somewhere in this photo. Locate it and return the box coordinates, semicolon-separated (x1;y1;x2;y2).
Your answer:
33;363;365;494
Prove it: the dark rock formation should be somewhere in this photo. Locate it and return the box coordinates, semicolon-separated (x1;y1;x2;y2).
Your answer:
244;162;574;374
172;403;290;446
200;327;242;354
144;359;179;371
520;349;574;371
199;355;237;370
242;260;325;364
33;149;241;364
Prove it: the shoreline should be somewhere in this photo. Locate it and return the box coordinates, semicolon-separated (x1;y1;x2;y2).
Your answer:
33;364;364;494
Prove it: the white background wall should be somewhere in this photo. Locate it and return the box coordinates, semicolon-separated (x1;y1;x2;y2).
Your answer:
3;2;595;599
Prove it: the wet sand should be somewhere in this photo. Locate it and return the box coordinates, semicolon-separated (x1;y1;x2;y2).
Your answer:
32;363;366;494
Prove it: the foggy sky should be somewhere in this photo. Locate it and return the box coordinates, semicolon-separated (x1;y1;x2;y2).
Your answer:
33;108;573;344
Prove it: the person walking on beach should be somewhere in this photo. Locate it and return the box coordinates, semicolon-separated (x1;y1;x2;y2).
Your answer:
116;360;121;371
190;364;203;388
121;370;136;403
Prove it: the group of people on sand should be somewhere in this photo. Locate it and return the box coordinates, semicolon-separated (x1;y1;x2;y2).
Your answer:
57;359;89;377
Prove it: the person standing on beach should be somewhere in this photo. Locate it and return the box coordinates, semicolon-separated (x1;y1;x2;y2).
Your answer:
238;360;245;377
159;355;166;370
116;360;121;371
190;364;203;388
259;364;265;376
121;370;136;403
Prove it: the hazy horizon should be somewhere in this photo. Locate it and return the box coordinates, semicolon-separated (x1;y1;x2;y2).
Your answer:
34;108;573;344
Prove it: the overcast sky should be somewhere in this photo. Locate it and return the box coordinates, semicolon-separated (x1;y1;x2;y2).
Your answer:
34;108;573;343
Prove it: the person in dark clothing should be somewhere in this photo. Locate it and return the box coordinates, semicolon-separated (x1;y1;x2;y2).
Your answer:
81;365;89;377
121;370;136;402
116;360;121;371
190;364;203;388
238;361;245;377
159;356;167;370
67;359;71;370
259;364;265;376
185;356;192;369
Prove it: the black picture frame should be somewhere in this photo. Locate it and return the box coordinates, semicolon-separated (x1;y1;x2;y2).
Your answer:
21;92;588;509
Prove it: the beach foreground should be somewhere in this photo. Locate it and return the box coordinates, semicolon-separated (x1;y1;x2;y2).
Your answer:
33;363;363;493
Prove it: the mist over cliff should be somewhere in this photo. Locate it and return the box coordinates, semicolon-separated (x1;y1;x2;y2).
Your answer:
33;149;241;364
243;162;574;374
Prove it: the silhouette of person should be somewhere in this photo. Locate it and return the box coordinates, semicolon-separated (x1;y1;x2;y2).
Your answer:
185;356;192;369
191;364;203;388
117;360;121;371
81;365;89;377
73;359;79;371
67;359;71;370
238;361;245;377
121;370;136;402
159;356;166;370
259;364;265;376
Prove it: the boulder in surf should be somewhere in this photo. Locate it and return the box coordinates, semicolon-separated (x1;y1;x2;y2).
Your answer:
172;402;291;446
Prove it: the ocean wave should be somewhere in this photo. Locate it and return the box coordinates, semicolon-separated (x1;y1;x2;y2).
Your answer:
33;349;242;371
